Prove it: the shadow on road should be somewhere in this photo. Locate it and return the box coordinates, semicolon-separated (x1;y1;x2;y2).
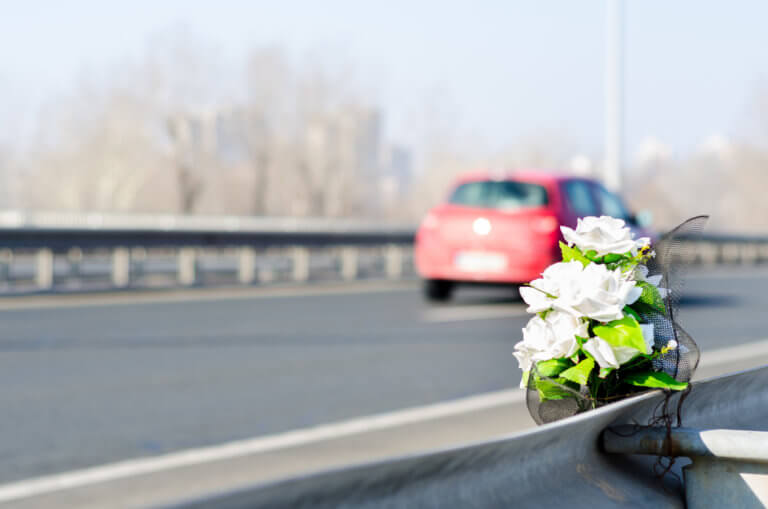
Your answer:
435;290;741;309
679;294;742;308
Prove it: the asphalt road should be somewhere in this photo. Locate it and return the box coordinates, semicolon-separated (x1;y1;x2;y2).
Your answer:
1;266;767;487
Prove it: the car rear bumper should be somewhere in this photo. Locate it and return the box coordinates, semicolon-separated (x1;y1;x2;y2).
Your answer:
415;239;556;284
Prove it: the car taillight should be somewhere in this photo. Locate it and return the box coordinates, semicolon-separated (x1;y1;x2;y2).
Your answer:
532;216;558;234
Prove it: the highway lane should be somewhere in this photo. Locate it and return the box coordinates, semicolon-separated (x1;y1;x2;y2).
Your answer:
0;267;767;488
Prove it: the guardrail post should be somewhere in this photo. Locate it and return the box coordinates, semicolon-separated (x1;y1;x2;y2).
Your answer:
178;247;197;286
340;247;358;280
603;426;768;508
238;247;256;284
257;250;274;283
385;244;403;279
112;247;131;288
35;248;54;290
699;242;717;265
742;243;758;264
291;247;310;282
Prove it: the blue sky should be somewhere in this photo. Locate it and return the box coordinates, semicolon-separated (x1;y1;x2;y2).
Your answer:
2;0;768;159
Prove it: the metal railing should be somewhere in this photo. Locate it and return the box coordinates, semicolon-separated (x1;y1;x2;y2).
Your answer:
1;211;768;293
0;212;415;292
171;365;768;509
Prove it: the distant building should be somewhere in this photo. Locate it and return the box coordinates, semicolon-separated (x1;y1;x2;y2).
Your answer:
378;144;413;198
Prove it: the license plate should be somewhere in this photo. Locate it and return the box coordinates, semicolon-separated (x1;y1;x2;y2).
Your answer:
454;251;508;273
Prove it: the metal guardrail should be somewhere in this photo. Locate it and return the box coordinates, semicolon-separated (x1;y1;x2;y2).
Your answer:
603;426;768;507
0;212;415;292
171;365;768;509
0;211;767;293
676;232;768;265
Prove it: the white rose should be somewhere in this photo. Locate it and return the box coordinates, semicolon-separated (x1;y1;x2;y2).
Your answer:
561;216;650;257
513;311;588;387
582;337;640;370
519;261;584;313
583;337;620;369
553;262;642;322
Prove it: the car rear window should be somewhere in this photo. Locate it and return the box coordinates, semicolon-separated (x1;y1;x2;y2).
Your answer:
448;180;548;210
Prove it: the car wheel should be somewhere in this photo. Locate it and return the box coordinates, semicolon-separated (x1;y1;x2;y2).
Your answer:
423;279;454;302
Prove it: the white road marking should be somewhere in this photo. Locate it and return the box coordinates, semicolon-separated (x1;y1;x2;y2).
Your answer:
0;281;417;311
1;338;767;503
422;304;528;322
699;338;768;368
0;389;525;503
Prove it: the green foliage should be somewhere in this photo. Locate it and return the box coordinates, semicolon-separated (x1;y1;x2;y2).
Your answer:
636;281;666;313
559;357;595;385
624;371;688;391
535;376;578;401
533;359;581;401
602;253;626;263
623;306;641;322
599;367;615;379
593;315;648;353
559;242;591;267
536;358;573;377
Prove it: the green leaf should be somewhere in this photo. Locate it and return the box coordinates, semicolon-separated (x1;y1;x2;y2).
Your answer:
559;357;595;385
536;358;572;377
593;315;648;353
636;281;666;313
599;367;614;379
559;242;591;267
535;376;577;401
602;253;627;263
623;306;641;322
624;371;688;391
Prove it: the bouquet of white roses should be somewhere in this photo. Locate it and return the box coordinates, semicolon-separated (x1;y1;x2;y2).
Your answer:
515;215;705;424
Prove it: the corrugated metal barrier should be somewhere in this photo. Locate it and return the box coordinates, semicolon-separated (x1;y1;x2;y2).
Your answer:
172;365;768;508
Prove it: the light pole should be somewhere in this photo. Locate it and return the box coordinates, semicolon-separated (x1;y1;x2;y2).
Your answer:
604;0;624;191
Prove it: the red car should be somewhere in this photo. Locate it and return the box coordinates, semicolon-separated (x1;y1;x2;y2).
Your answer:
414;170;652;301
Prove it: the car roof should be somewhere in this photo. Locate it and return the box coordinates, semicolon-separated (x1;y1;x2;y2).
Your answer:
451;169;592;186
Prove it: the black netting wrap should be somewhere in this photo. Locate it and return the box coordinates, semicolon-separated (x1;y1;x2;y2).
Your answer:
525;216;709;425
